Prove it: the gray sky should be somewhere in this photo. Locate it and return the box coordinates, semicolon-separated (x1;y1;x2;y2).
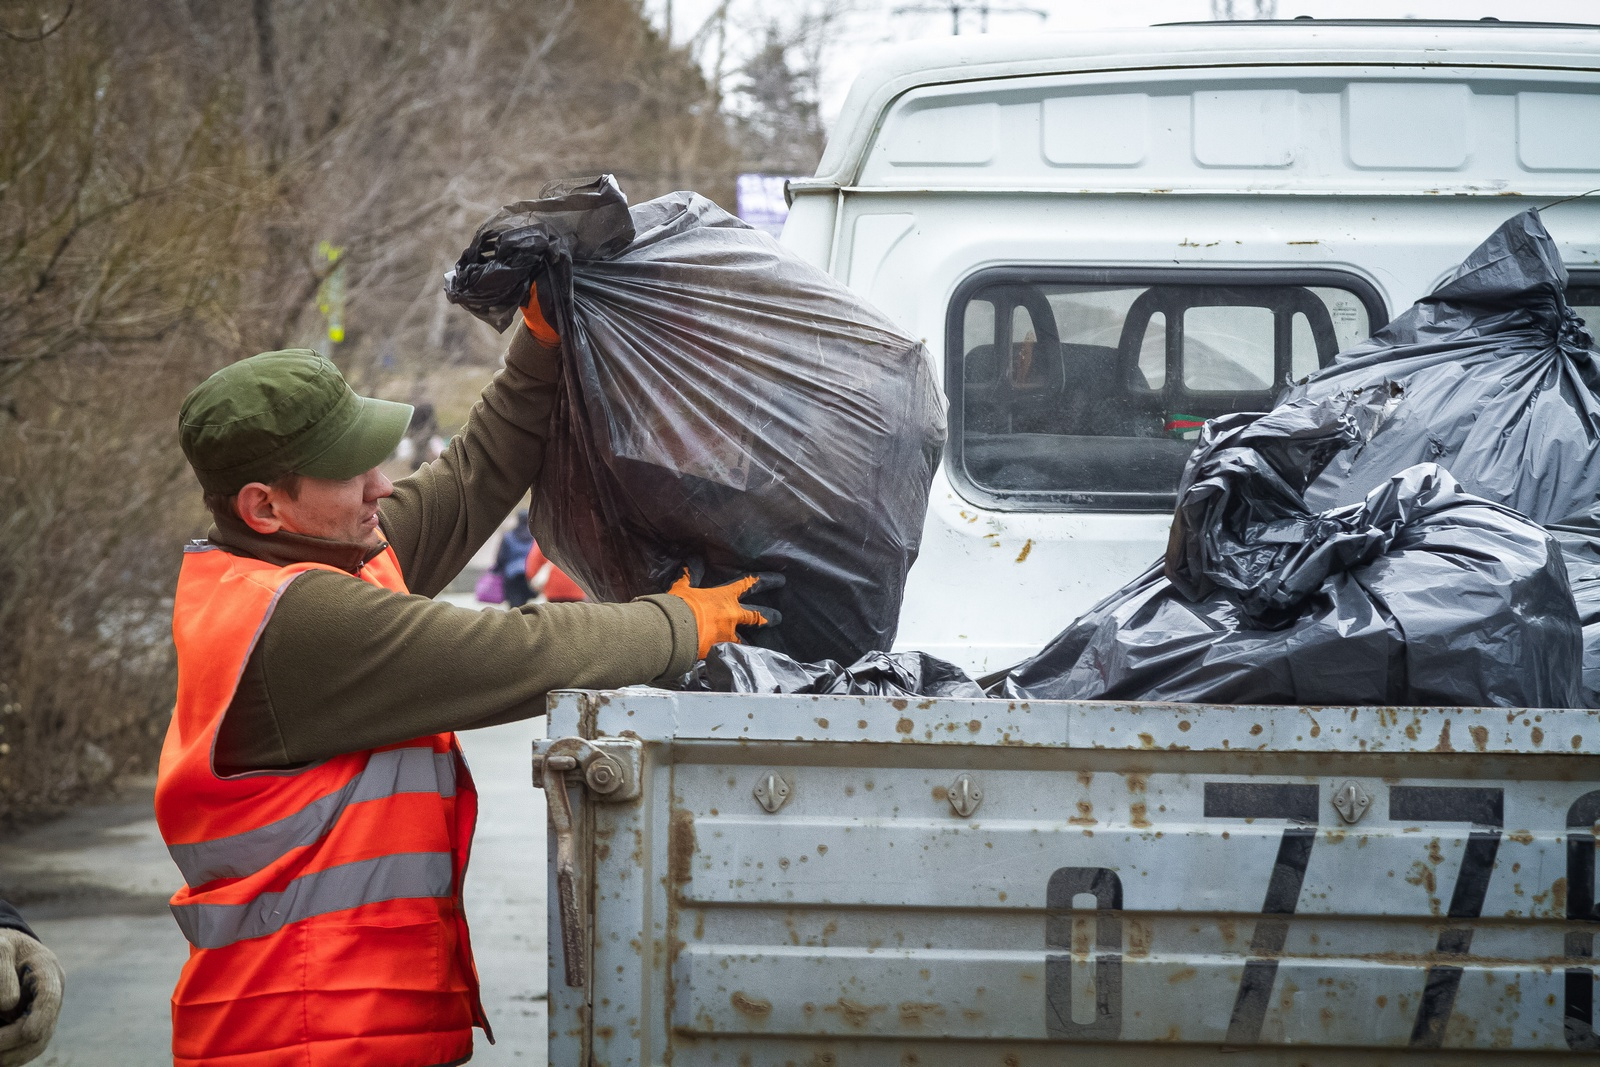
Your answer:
648;0;1600;126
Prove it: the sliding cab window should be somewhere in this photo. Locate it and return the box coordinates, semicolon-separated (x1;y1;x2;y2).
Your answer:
948;269;1388;511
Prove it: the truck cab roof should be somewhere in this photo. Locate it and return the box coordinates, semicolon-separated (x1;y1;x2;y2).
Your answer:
811;21;1600;186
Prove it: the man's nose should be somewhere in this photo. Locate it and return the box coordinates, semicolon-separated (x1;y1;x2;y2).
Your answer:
367;468;394;500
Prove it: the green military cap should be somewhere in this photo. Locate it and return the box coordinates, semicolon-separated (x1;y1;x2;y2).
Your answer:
179;349;413;495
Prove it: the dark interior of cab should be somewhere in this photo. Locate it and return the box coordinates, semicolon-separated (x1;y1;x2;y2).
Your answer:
957;281;1352;505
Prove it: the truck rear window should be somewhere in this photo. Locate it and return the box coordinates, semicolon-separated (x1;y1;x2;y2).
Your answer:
1568;274;1600;335
947;268;1387;511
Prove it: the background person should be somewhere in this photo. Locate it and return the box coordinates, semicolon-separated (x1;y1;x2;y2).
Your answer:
493;511;536;607
527;540;585;603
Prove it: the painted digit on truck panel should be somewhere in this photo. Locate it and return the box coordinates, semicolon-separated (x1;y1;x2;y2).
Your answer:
1387;786;1504;1049
1045;867;1123;1039
1202;782;1319;1045
1565;790;1600;1051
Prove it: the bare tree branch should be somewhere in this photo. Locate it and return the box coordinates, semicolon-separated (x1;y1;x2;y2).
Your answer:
0;0;73;43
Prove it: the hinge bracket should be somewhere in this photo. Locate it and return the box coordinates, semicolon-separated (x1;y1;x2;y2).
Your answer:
531;736;644;988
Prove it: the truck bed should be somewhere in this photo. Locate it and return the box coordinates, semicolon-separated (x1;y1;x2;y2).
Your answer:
537;689;1600;1064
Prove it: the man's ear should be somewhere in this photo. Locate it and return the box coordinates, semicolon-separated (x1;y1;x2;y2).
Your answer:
235;482;283;535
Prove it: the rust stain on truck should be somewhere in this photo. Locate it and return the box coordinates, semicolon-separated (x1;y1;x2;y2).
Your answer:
730;992;772;1019
823;998;886;1027
668;808;696;886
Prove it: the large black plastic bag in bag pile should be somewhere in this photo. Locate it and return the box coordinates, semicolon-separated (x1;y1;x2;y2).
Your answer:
995;391;1582;707
1547;509;1600;705
1282;209;1600;523
1279;208;1600;703
444;176;946;664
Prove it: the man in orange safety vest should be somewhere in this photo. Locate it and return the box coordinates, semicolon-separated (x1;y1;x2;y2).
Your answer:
157;292;778;1066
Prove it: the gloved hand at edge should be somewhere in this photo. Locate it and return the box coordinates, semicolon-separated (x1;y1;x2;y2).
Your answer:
0;929;62;1067
521;279;560;347
667;569;784;659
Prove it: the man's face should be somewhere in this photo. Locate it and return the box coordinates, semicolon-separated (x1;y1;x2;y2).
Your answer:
246;467;394;548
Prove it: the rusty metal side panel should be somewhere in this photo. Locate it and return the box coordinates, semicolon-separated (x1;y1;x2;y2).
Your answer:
549;691;1600;1065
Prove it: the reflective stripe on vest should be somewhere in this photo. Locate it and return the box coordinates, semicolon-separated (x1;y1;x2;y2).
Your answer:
167;748;458;885
170;851;453;950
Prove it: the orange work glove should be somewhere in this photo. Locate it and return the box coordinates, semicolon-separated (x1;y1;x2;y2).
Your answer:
667;569;784;659
521;279;559;347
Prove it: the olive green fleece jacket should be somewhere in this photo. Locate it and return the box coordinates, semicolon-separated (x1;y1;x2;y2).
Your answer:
205;325;699;773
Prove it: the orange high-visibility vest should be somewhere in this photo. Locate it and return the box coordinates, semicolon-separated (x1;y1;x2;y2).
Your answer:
155;543;488;1067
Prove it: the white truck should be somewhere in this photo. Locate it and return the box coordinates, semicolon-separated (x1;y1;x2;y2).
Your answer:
535;19;1600;1064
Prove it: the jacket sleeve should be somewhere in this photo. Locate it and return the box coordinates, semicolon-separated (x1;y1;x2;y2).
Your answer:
379;324;562;599
0;900;36;941
212;571;700;771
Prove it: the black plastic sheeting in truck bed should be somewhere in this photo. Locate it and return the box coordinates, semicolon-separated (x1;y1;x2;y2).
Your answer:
681;643;984;699
444;176;946;666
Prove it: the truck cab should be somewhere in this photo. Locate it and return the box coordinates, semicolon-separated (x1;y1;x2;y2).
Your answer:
780;19;1600;675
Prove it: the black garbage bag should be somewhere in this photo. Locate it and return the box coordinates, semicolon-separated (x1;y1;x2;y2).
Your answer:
1547;506;1600;706
444;176;946;664
996;392;1582;707
1278;208;1600;705
683;643;985;698
1283;209;1600;524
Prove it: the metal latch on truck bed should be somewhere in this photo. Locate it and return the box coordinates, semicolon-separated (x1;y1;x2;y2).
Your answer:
531;737;642;988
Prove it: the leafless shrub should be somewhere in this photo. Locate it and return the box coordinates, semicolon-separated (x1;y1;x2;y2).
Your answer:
0;0;270;823
1;0;827;823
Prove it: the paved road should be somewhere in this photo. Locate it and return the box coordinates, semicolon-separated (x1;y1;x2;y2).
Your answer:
0;716;551;1066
